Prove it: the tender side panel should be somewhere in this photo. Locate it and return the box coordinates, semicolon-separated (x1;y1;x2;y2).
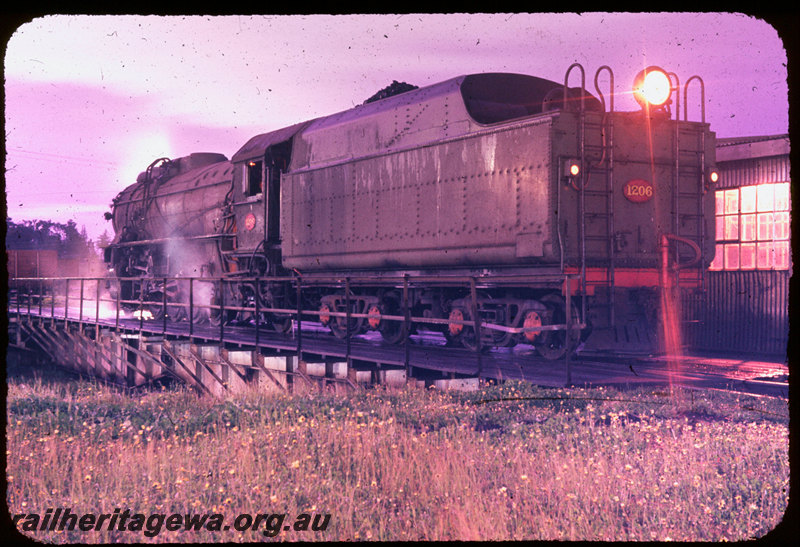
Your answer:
282;118;557;270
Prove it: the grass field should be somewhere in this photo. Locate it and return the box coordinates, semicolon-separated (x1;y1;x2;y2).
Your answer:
5;353;790;542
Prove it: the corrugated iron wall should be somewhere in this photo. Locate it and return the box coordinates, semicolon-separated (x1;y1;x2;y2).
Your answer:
715;154;790;188
681;141;791;358
682;270;789;357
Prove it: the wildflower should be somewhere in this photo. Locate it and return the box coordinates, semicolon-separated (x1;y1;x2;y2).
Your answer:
291;460;300;469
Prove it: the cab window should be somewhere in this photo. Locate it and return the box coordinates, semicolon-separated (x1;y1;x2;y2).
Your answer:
245;160;263;196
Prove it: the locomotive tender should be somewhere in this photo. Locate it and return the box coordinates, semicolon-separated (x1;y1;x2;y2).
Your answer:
104;64;717;359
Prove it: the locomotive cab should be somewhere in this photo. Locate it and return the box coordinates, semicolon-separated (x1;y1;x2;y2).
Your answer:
229;122;307;275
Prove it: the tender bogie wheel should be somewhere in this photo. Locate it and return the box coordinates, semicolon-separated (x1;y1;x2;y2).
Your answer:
535;294;581;360
460;327;484;352
521;309;543;344
376;301;407;345
448;307;485;352
367;305;382;330
448;308;466;338
330;311;359;339
319;303;332;327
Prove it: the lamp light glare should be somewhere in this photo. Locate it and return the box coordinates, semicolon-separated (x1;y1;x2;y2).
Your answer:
633;66;672;108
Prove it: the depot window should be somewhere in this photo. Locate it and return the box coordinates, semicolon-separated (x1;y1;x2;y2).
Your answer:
245;160;263;197
710;182;790;271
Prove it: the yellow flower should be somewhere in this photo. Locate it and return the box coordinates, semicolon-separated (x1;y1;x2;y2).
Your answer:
291;460;300;469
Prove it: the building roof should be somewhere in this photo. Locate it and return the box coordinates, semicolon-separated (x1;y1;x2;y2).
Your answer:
716;134;789;162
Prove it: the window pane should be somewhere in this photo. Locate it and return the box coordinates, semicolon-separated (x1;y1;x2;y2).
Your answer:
774;212;790;240
710;244;724;270
724;243;740;270
757;184;774;212
740;214;756;241
715;190;725;215
740;185;757;213
725;189;739;214
774;182;790;211
757;242;773;269
774;241;790;270
724;214;739;240
716;215;725;241
757;212;773;240
739;243;756;269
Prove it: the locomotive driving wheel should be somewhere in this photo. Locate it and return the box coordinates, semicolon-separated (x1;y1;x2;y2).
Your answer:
535;294;581;360
255;280;293;333
207;283;236;327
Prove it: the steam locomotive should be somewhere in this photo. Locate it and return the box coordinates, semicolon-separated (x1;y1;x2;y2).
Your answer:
104;64;717;359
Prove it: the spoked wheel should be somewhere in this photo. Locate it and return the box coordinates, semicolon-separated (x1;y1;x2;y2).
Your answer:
145;283;187;322
163;279;187;321
207;285;236;327
233;284;261;326
535;294;581;360
145;293;166;321
166;299;186;322
208;307;236;327
254;281;294;333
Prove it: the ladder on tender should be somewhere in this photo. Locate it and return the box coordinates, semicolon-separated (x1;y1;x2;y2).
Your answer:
567;64;617;326
672;75;709;292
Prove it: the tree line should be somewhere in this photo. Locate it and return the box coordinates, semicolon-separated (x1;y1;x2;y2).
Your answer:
5;217;109;259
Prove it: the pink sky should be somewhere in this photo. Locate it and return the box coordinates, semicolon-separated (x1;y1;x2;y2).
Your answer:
3;13;789;242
